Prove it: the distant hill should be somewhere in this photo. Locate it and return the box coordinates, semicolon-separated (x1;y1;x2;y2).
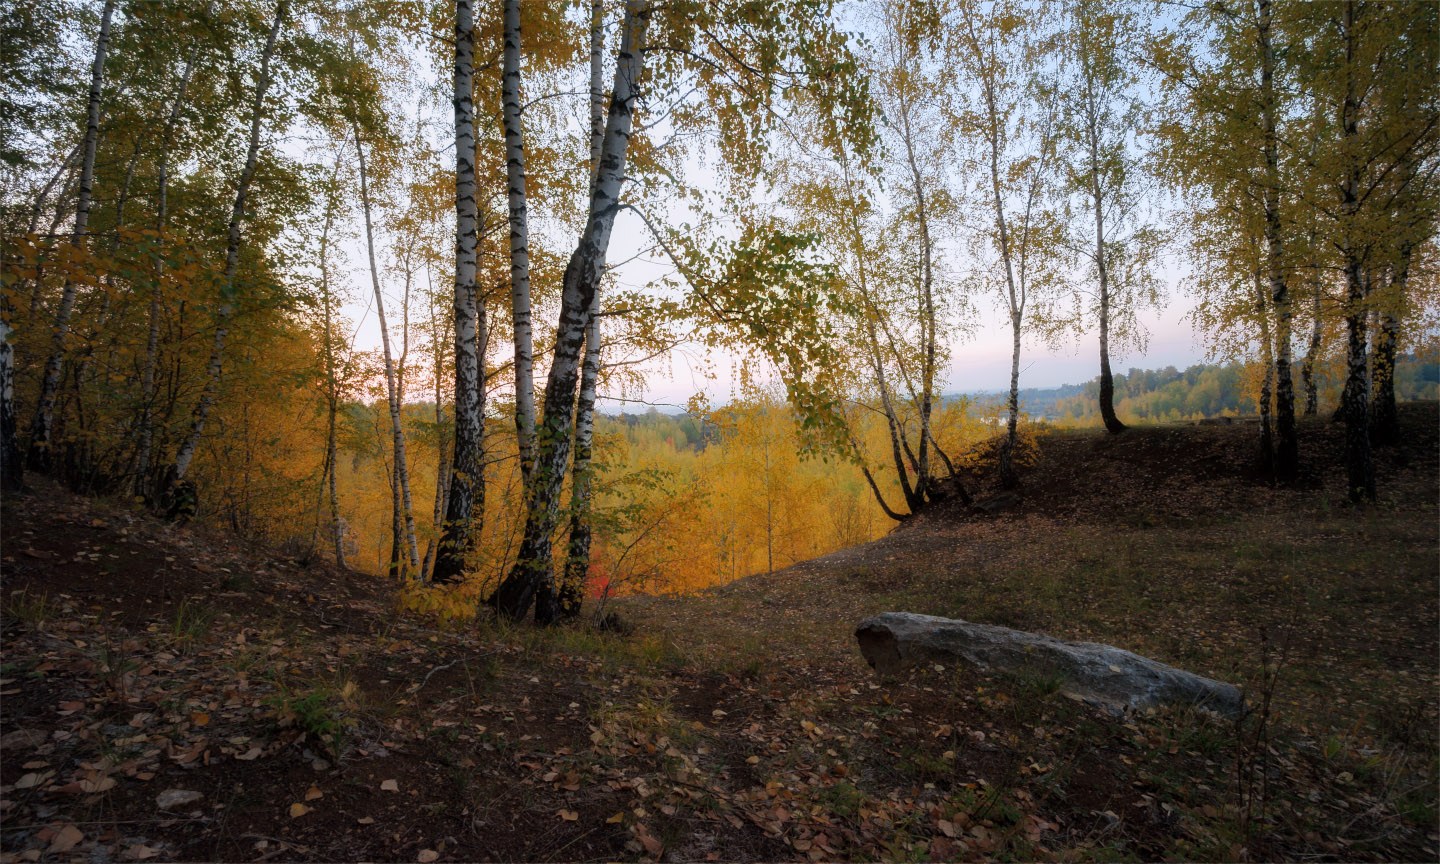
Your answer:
956;357;1439;423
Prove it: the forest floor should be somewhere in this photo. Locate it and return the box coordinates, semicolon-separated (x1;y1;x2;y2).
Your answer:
2;405;1437;863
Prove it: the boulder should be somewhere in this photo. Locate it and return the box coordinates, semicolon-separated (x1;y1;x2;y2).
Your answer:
854;612;1243;719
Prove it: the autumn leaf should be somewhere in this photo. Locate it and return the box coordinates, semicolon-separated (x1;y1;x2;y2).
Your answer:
48;824;83;853
381;779;399;792
417;851;439;863
289;803;311;818
558;809;579;822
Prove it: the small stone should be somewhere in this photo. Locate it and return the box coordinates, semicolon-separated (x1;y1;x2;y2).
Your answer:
156;789;203;810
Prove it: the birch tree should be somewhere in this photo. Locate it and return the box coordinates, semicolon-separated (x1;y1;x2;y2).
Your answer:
951;0;1063;489
27;0;115;467
135;8;207;500
1292;0;1438;499
353;116;421;577
493;0;652;624
432;0;486;586
1056;0;1162;435
558;0;611;619
167;0;288;491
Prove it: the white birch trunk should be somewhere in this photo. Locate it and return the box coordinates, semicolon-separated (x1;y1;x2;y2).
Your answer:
28;0;116;465
169;0;287;485
354;123;421;577
502;0;536;481
432;0;485;585
495;0;650;624
559;0;610;618
134;42;200;500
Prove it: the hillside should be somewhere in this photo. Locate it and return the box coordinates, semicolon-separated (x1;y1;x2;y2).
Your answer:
2;406;1437;862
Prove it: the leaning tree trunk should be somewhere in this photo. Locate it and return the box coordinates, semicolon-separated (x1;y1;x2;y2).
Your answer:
422;289;451;581
318;147;347;569
502;0;537;483
432;0;486;586
168;0;287;489
28;0;116;468
354;122;421;577
558;0;611;621
1092;186;1123;434
493;0;650;625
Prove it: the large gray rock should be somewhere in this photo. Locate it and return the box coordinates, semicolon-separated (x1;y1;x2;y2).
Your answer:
855;612;1244;719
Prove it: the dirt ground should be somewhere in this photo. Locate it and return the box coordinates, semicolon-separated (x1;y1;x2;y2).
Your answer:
2;405;1436;862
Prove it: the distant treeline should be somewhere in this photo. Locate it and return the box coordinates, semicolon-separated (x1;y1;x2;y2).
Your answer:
965;358;1439;424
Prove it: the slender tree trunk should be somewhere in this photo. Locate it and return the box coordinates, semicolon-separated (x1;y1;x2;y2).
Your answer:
1091;175;1123;434
898;92;940;493
167;0;287;489
1370;244;1408;446
422;279;451;581
432;0;486;586
135;46;200;501
1256;274;1276;475
28;0;116;468
318;147;347;569
1000;315;1022;487
494;0;650;625
976;59;1024;489
1337;0;1374;502
354;122;421;577
1;312;20;492
1301;263;1323;417
557;0;609;620
1257;0;1297;483
27;172;79;325
502;0;537;483
71;137;142;481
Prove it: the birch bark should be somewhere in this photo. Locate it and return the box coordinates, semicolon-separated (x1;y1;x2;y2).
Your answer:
494;0;650;624
432;0;486;585
502;0;536;482
134;39;201;500
559;0;609;619
354;121;421;577
168;0;288;487
28;0;116;466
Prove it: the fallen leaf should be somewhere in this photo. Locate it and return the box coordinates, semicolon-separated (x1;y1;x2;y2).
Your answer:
417;851;439;863
606;812;625;824
80;775;117;793
122;845;160;860
304;785;323;801
14;772;51;789
380;779;399;792
234;746;263;761
357;817;375;825
289;802;311;818
558;809;579;822
190;712;210;727
48;824;83;853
